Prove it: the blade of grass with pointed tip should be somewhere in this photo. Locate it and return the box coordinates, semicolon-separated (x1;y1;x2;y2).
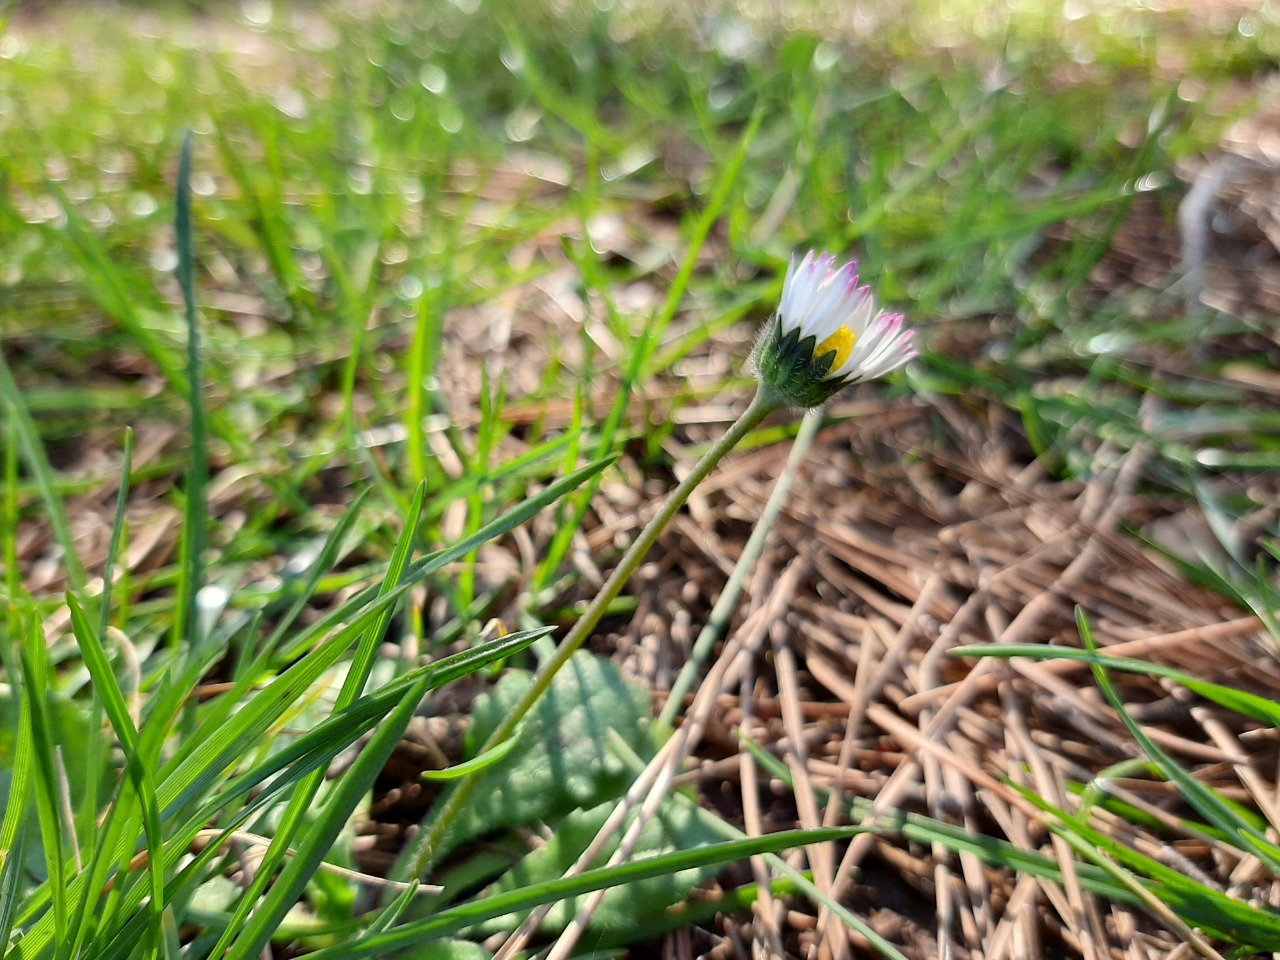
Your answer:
20;633;69;955
194;628;552;847
64;591;164;960
11;457;613;960
360;882;419;940
418;731;522;782
261;488;372;655
0;614;36;954
304;828;861;960
85;629;549;960
77;428;133;860
954;642;1280;729
219;669;434;960
152;454;616;818
0;353;87;594
1075;608;1280;874
164;493;373;769
171;130;208;660
1012;779;1280;948
207;483;426;960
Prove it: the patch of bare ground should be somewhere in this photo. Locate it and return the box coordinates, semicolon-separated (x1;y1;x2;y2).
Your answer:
610;386;1275;959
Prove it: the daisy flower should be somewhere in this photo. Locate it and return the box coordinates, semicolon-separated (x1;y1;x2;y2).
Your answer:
752;250;917;408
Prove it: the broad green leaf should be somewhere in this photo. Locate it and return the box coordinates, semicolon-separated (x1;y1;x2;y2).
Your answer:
436;653;651;860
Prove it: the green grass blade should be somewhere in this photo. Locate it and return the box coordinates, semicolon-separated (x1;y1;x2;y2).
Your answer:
260;488;372;655
154;458;615;820
167;491;373;765
1075;608;1280;874
77;428;133;865
46;629;551;960
207;628;553;832
954;642;1280;728
10;449;611;960
219;671;434;960
171;130;208;656
206;483;426;960
0;354;87;593
1013;781;1280;948
304;828;861;960
64;594;164;959
0;825;28;958
0;617;37;953
417;732;522;782
359;881;419;940
19;630;68;953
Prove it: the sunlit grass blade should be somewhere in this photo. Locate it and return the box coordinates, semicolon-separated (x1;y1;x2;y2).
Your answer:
210;627;552;828
0;354;87;594
303;828;861;960
742;736;1132;903
76;427;134;871
1013;781;1280;949
954;643;1280;727
168;492;373;764
219;668;434;960
1074;609;1280;874
152;456;614;819
958;627;1280;874
64;594;164;960
19;630;68;952
83;628;551;960
206;482;426;960
0;619;37;953
359;881;419;940
10;452;613;960
261;488;373;656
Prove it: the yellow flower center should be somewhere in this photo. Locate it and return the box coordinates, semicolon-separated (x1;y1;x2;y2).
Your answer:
814;325;855;372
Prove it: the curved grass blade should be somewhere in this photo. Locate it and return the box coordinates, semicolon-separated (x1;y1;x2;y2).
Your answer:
11;457;614;960
1075;608;1280;874
220;669;435;960
207;483;427;960
303;828;861;960
954;642;1280;728
418;731;522;782
0;623;37;953
19;636;68;954
78;629;549;960
64;595;164;960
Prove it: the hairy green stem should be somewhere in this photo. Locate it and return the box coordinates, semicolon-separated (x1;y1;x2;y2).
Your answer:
406;387;779;879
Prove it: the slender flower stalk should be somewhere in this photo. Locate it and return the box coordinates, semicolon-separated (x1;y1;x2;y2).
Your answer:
402;249;916;881
406;390;778;877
